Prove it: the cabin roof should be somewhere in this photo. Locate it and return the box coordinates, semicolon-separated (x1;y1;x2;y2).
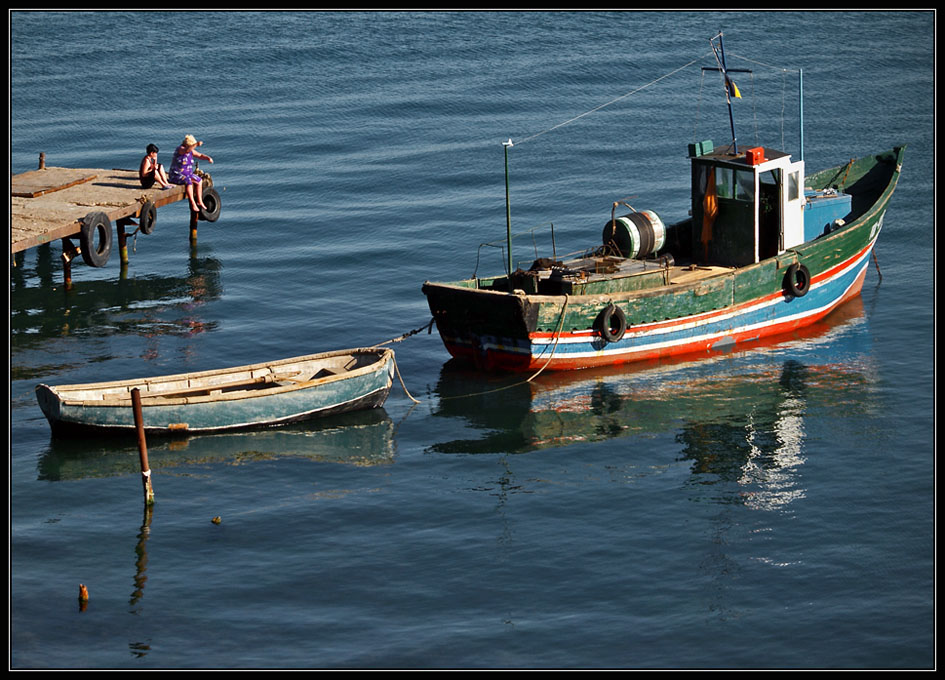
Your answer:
692;143;793;169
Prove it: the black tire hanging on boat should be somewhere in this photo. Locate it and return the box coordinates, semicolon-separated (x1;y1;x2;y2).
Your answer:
139;201;157;235
784;263;811;297
79;211;113;268
199;186;222;222
597;303;628;343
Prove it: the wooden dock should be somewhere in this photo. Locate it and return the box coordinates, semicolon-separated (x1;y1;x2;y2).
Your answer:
11;155;222;286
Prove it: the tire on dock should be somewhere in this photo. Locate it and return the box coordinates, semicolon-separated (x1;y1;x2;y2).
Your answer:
199;187;222;222
79;211;113;268
139;201;157;235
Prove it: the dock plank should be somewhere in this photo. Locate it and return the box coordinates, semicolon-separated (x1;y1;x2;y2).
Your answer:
11;167;98;198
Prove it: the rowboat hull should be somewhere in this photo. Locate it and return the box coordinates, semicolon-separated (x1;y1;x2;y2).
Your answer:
423;147;903;372
36;347;396;436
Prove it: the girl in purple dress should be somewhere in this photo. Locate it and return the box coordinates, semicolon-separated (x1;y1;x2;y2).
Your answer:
169;134;214;212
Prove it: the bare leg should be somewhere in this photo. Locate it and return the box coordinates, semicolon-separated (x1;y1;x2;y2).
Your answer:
185;183;199;212
156;164;172;188
195;178;207;211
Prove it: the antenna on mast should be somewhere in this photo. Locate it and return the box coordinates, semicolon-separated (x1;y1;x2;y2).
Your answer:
703;31;752;154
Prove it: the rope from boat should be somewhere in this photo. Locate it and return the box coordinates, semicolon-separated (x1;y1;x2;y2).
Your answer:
372;320;436;404
514;52;713;147
525;294;570;383
872;249;883;283
374;319;435;346
435;294;571;401
368;296;571;404
393;356;421;404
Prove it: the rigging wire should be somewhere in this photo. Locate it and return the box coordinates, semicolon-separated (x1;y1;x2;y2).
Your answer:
513;51;714;147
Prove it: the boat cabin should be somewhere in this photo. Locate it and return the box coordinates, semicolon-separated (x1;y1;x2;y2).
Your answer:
688;140;851;267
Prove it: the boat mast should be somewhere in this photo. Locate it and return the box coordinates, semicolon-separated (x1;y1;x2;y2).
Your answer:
704;31;752;154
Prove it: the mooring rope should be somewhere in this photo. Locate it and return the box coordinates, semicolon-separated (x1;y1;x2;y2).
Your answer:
374;319;435;347
377;295;571;405
372;319;435;404
437;293;571;400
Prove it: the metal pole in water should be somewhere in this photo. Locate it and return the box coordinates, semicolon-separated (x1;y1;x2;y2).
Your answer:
503;139;514;276
131;388;155;506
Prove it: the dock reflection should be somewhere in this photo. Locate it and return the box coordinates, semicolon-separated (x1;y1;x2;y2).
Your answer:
12;249;222;338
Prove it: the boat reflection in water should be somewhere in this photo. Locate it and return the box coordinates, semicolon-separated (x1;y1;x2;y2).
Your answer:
37;407;395;481
429;297;877;509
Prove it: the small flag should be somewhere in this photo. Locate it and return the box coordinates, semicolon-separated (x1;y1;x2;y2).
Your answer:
726;76;742;99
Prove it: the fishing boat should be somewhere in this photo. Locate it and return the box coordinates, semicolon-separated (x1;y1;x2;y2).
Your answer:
35;347;395;436
421;33;904;372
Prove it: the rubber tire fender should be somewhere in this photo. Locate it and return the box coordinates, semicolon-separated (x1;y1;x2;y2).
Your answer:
784;263;811;297
79;211;113;268
597;302;628;343
139;201;157;235
199;186;222;222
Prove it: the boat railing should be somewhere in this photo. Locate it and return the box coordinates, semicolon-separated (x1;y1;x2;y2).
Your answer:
473;222;558;279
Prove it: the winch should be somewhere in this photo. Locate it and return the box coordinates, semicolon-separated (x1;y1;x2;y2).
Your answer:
602;209;667;259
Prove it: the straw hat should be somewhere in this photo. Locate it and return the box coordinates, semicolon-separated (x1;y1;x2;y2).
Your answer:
182;134;198;147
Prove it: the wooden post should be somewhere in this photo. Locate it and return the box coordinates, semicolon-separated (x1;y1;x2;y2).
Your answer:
38;152;45;170
117;221;129;265
131;388;155;505
60;238;77;290
190;208;198;245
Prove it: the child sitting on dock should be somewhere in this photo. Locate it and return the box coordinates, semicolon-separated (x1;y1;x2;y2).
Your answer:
168;134;214;212
138;143;172;189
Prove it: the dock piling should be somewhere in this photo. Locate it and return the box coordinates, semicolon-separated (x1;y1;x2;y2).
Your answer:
60;238;79;289
116;219;131;266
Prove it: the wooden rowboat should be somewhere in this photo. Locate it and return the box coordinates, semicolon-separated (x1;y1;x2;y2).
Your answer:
36;347;395;436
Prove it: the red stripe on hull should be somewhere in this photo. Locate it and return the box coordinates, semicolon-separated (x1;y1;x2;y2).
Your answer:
441;261;872;373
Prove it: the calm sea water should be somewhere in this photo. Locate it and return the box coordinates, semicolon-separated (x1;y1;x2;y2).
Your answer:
10;11;934;669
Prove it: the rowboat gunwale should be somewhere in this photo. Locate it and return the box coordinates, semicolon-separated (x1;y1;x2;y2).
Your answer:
35;347;397;435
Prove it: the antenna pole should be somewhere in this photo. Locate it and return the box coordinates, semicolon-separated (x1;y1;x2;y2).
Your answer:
798;68;805;162
503;139;513;276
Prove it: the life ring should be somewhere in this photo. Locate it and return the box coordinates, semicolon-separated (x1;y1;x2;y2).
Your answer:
784;263;811;297
79;211;113;268
139;201;157;235
199;186;222;222
597;303;627;343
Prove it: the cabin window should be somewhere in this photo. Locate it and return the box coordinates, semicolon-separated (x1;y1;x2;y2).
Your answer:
715;167;754;201
715;167;732;198
734;169;754;201
788;170;800;201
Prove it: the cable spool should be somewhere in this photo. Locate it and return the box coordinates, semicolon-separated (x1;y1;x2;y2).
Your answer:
602;210;667;259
